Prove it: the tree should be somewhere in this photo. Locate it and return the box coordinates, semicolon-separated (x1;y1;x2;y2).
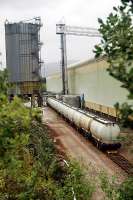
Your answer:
94;0;133;127
0;68;8;95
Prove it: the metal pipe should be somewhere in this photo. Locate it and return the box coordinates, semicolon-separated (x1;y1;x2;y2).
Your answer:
60;33;68;95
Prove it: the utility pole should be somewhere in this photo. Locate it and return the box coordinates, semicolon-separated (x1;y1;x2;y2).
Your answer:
56;23;101;95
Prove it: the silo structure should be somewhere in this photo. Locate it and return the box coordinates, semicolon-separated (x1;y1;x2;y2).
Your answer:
5;17;42;96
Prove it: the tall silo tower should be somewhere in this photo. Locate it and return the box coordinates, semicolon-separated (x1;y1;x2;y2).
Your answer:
5;17;43;98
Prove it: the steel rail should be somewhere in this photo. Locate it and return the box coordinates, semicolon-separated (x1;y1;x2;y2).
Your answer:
107;152;133;176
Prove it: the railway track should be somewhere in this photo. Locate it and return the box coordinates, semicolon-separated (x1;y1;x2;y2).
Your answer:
106;152;133;176
45;102;133;176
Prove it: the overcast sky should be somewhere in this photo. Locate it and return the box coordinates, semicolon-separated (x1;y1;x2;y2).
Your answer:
0;0;121;71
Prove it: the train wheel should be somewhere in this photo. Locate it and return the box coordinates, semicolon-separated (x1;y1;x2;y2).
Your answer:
97;141;101;150
98;143;102;150
96;142;99;149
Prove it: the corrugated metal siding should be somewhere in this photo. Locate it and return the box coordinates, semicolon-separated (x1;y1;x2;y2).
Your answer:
5;23;40;83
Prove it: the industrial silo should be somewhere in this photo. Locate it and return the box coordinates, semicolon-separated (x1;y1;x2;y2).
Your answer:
5;17;43;97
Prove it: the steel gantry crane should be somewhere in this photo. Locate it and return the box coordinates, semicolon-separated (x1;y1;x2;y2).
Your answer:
56;23;101;95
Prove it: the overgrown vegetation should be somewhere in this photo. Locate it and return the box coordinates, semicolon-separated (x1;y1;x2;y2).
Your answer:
0;69;95;199
94;0;133;127
115;102;133;128
0;68;8;96
0;97;95;199
99;172;133;200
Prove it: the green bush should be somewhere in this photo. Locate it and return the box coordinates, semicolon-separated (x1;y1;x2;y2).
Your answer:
0;97;95;199
54;160;95;200
119;177;133;200
115;102;133;128
99;172;133;200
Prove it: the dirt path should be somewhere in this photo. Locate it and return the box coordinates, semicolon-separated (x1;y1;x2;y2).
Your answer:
43;107;126;178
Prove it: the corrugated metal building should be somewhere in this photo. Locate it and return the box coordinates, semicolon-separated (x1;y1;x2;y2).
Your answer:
5;18;42;95
46;57;132;116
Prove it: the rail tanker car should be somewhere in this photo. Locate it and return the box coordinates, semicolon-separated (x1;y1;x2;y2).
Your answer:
47;98;121;150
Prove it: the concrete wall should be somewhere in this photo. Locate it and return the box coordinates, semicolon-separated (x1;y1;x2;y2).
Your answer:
46;58;130;107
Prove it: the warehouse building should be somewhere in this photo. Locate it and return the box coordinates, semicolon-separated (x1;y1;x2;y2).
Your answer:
46;57;131;116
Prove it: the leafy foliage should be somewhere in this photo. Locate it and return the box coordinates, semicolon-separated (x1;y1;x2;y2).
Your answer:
0;68;8;95
99;172;119;200
56;161;95;200
115;102;133;127
94;0;133;97
94;0;133;127
119;177;133;200
99;172;133;200
0;96;94;199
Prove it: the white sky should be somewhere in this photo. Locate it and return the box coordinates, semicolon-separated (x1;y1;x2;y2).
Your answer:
0;0;120;70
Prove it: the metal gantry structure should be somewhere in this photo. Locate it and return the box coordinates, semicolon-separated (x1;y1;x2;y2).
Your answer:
56;23;101;95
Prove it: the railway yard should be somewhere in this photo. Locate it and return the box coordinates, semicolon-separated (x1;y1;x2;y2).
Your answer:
1;0;133;199
24;97;133;180
43;105;133;176
43;107;124;177
42;105;133;200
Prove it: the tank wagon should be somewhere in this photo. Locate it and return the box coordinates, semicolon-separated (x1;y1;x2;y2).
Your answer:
47;98;121;150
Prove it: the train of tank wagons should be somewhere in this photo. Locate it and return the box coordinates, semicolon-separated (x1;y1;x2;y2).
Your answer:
47;97;121;150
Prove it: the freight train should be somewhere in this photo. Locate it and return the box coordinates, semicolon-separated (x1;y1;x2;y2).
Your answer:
47;97;121;150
